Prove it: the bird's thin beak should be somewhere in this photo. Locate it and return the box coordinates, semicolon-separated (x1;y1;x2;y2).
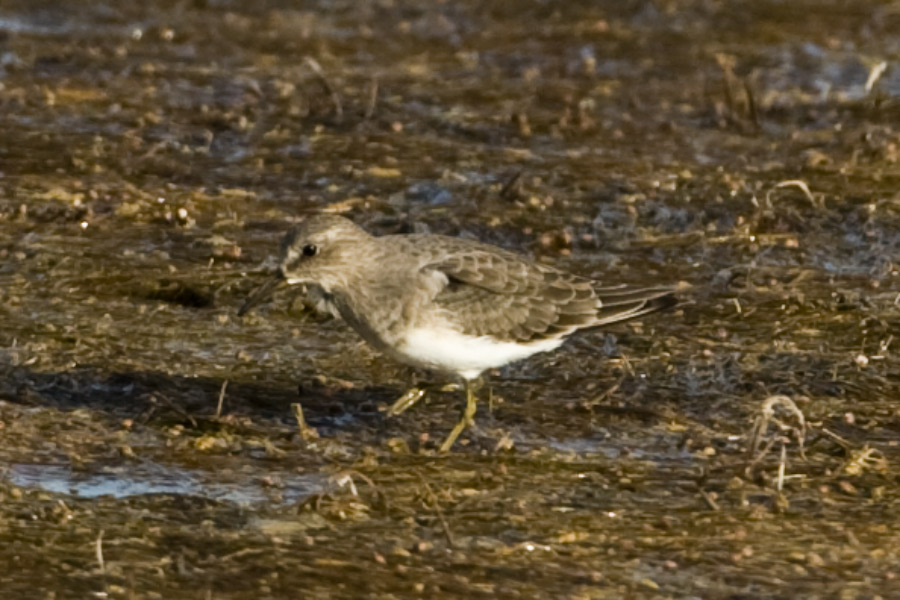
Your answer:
238;271;286;316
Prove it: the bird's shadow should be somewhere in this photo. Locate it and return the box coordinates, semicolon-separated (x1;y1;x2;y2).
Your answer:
0;362;401;437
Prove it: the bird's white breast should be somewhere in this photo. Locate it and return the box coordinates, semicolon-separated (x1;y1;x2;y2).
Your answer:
396;326;564;380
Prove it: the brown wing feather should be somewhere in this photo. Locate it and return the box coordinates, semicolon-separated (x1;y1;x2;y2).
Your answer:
407;235;676;343
422;250;592;342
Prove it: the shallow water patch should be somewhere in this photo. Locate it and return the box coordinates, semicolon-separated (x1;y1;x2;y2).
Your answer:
6;461;324;505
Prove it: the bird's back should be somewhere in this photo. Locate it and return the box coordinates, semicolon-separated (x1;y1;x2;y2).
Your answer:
381;233;675;344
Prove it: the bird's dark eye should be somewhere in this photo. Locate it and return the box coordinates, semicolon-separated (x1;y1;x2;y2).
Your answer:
302;244;318;257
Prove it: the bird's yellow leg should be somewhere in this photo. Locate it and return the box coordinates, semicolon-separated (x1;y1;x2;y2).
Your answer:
440;379;479;452
387;387;427;416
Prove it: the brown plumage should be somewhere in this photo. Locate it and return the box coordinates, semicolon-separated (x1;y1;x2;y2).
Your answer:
239;214;677;451
405;237;675;343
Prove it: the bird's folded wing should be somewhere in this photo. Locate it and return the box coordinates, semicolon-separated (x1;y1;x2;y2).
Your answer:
423;252;677;342
422;252;600;342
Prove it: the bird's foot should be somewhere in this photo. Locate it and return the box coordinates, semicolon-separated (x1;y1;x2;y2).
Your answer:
386;387;427;417
386;382;460;417
439;382;479;453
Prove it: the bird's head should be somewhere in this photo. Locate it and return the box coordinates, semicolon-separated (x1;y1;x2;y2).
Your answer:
238;214;370;316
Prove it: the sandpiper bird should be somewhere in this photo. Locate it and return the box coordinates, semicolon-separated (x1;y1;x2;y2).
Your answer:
239;214;676;451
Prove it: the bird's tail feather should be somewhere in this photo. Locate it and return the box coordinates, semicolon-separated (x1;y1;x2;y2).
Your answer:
592;286;678;326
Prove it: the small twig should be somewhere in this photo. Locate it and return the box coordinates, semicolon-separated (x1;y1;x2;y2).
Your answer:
304;56;343;122
341;469;378;491
584;376;624;408
331;472;359;496
865;61;888;94
776;443;787;491
220;547;269;563
743;77;759;128
216;380;229;418
364;76;378;120
748;395;806;456
714;53;763;132
843;446;888;476
745;434;781;474
291;402;320;442
96;530;105;573
745;395;808;484
762;395;807;457
498;170;523;200
417;474;455;549
699;489;720;511
820;427;852;450
145;393;198;428
619;353;635;377
767;179;822;210
716;53;738;119
773;179;815;203
330;469;387;509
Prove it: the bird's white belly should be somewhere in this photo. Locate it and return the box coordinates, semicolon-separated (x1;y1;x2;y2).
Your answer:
395;326;564;380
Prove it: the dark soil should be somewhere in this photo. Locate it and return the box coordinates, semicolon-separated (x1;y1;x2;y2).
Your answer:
1;1;898;598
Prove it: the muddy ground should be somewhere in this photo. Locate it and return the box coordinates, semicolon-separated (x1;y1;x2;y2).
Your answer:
1;1;899;598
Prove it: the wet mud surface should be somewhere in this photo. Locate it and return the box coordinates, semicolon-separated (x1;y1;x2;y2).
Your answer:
1;1;899;598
